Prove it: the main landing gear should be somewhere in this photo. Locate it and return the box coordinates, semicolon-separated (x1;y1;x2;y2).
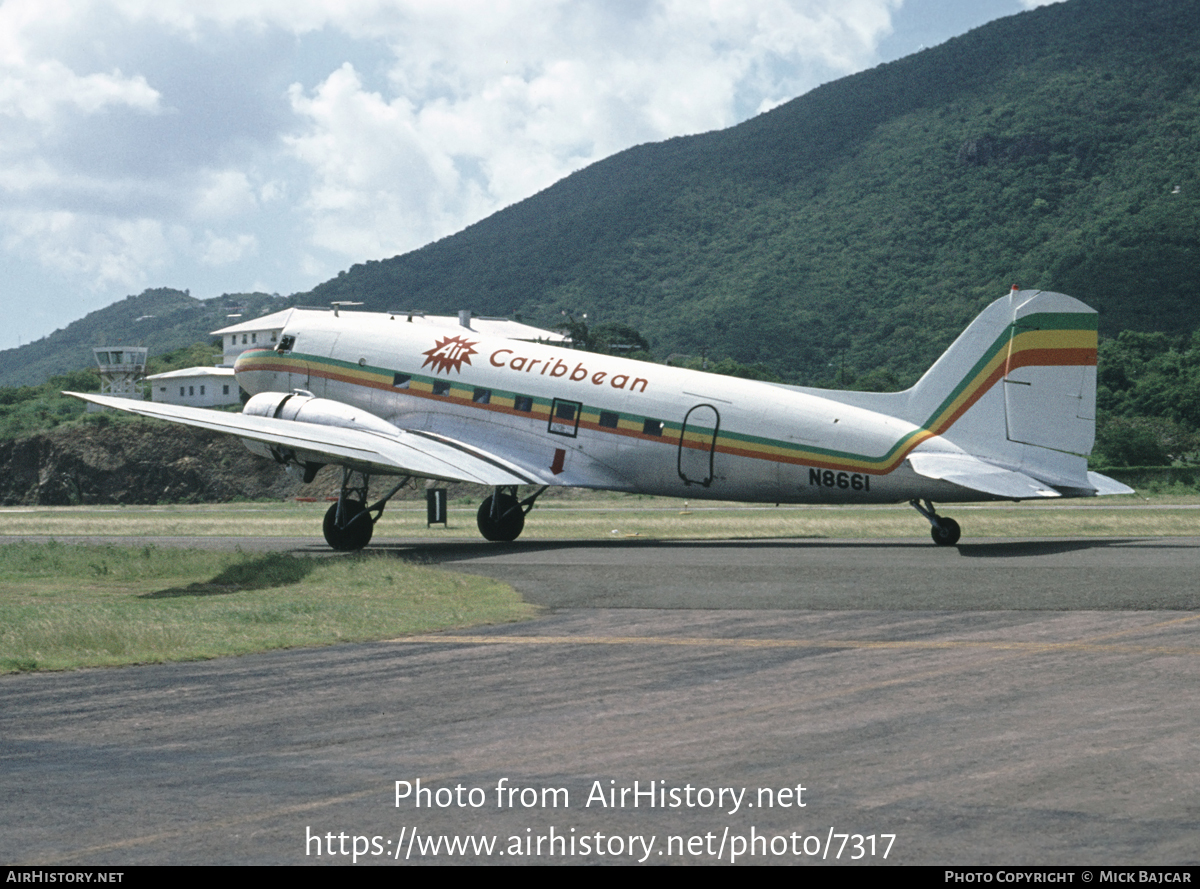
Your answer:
322;468;411;551
910;498;961;546
476;485;547;542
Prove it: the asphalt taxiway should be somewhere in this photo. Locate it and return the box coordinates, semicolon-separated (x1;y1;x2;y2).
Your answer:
2;536;1198;864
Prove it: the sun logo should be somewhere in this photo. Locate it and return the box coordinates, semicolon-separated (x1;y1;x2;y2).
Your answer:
421;335;478;375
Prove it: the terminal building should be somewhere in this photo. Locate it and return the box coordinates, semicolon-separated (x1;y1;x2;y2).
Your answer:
146;366;239;407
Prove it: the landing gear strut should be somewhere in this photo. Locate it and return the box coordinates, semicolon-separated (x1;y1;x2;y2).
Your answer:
476;486;547;542
322;468;411;551
910;498;961;546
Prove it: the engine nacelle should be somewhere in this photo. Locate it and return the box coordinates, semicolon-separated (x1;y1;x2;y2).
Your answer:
241;391;402;481
243;391;400;436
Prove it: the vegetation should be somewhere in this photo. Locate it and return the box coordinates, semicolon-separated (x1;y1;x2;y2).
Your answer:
308;0;1199;390
0;370;97;441
145;341;223;376
1093;331;1200;466
0;290;288;388
3;0;1198;467
0;542;535;672
0;341;225;443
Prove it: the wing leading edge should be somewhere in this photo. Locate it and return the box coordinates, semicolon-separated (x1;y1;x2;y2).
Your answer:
66;392;541;487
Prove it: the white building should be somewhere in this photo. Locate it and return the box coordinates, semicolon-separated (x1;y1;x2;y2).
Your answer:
212;309;296;366
146;366;239;407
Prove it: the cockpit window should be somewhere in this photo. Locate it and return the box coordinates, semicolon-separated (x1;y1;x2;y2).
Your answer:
277;335;295;353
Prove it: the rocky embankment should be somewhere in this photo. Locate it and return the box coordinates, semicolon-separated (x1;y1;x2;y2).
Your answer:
0;422;315;505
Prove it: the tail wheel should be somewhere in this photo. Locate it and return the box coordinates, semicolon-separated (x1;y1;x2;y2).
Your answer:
323;500;374;551
931;517;961;546
477;494;525;542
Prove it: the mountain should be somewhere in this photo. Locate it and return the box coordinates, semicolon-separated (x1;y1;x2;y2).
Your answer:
307;0;1200;385
5;0;1198;391
0;290;290;388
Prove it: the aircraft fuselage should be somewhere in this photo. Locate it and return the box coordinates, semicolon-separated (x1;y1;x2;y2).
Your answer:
233;310;964;505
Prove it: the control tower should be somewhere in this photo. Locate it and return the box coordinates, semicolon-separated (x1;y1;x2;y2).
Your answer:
92;346;148;400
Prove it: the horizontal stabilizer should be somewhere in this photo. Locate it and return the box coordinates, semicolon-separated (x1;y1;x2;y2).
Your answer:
66;393;540;486
1086;471;1135;497
907;452;1062;500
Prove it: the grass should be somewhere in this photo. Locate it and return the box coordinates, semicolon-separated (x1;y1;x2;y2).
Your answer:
0;541;536;673
2;491;1200;542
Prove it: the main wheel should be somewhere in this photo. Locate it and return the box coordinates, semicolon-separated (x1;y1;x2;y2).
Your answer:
476;494;525;542
930;516;961;546
323;500;374;551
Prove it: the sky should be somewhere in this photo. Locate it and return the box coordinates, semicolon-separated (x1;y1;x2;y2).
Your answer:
0;0;1065;346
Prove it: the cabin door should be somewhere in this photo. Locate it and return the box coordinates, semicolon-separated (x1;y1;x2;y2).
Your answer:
678;404;720;487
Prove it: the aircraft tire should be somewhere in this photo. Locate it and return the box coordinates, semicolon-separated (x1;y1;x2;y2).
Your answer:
323;500;374;551
931;517;961;546
477;494;525;542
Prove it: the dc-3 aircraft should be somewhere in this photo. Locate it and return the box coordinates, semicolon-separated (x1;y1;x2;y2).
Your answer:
71;287;1132;550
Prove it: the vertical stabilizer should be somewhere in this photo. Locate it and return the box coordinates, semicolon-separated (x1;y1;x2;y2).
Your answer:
902;289;1100;490
786;289;1105;492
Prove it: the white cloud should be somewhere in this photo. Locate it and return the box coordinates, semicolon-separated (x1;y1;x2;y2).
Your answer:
0;61;160;123
283;0;902;259
192;170;259;221
0;0;908;338
0;210;179;290
199;231;258;265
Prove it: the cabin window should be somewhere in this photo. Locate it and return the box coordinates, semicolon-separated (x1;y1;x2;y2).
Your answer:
549;398;582;437
599;411;619;429
432;380;451;396
473;388;491;404
513;395;533;412
643;418;664;436
393;373;411;389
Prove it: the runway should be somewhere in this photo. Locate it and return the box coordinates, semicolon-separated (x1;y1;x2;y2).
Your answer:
2;537;1198;864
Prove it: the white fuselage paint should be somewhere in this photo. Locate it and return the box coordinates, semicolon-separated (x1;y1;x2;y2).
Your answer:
234;311;973;505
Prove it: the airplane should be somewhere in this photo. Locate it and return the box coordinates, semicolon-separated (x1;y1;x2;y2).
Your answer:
70;287;1132;550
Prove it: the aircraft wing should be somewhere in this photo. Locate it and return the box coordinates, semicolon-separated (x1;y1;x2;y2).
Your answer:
906;452;1062;500
66;393;542;486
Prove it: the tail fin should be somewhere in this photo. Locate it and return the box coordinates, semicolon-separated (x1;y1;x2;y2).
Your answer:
908;288;1098;456
793;288;1128;495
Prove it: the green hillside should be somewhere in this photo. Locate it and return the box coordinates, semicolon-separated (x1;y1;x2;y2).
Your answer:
0;290;290;388
308;0;1200;387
